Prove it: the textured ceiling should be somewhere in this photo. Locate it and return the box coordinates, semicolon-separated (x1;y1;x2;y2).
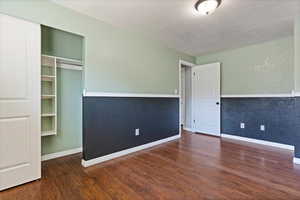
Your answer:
53;0;300;56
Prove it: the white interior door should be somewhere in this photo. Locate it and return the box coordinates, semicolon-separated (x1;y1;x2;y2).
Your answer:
192;63;220;136
0;14;41;191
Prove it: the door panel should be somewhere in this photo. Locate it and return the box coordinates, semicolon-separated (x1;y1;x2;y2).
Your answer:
0;118;30;169
0;16;28;99
192;63;220;136
0;14;41;191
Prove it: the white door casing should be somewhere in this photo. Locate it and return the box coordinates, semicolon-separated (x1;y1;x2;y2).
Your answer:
192;63;221;136
0;14;41;191
181;67;186;125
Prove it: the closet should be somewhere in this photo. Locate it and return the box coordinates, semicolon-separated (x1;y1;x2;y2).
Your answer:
40;25;84;157
0;14;84;190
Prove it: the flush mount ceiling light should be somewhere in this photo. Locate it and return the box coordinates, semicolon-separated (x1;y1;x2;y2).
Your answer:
195;0;222;15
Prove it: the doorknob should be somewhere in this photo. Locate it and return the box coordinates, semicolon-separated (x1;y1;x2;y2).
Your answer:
216;102;220;105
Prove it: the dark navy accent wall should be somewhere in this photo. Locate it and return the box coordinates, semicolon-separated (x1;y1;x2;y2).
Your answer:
222;97;300;157
295;97;300;157
83;97;179;161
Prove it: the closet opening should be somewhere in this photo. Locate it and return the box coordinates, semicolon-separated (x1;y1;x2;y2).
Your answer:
41;25;84;160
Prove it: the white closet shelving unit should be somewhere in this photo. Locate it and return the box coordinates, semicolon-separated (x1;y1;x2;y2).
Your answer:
41;55;57;136
41;54;83;137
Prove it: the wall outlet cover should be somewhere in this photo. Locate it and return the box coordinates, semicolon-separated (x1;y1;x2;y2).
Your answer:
260;125;265;131
135;129;140;136
240;123;245;129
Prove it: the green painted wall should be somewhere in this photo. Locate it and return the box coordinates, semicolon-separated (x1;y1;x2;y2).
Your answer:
42;68;82;155
196;37;294;95
0;0;193;94
295;16;300;93
42;25;84;60
0;0;193;155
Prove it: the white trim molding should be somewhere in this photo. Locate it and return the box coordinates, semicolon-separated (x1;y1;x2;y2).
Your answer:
294;92;300;97
221;134;295;151
221;93;294;98
83;92;180;98
183;127;195;132
294;157;300;164
179;60;195;67
42;147;82;161
82;135;180;167
179;60;194;137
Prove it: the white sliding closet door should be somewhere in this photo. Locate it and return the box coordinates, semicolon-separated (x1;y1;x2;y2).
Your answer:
0;14;41;191
192;63;220;136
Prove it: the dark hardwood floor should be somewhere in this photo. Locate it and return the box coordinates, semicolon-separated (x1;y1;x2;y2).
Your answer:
2;130;300;200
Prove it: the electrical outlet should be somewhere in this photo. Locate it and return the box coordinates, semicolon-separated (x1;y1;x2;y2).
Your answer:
135;129;140;136
260;125;265;132
240;123;245;129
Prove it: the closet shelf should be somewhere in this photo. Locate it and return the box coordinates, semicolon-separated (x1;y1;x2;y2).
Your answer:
41;131;56;137
41;113;56;117
41;75;55;81
42;95;55;99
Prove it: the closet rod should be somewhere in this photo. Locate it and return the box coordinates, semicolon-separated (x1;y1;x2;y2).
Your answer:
57;62;83;71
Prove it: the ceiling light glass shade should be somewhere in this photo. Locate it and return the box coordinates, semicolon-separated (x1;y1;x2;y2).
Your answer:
195;0;222;15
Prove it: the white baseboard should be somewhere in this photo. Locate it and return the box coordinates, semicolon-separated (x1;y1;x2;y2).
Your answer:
42;147;82;161
183;127;195;132
82;135;180;167
221;93;294;98
294;157;300;164
83;91;180;98
221;134;294;151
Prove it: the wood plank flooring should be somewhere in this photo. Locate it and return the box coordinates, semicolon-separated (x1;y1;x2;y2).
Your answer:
1;130;300;200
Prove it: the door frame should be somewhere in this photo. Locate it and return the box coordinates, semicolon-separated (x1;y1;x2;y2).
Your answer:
179;60;195;135
180;67;186;126
191;62;221;136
